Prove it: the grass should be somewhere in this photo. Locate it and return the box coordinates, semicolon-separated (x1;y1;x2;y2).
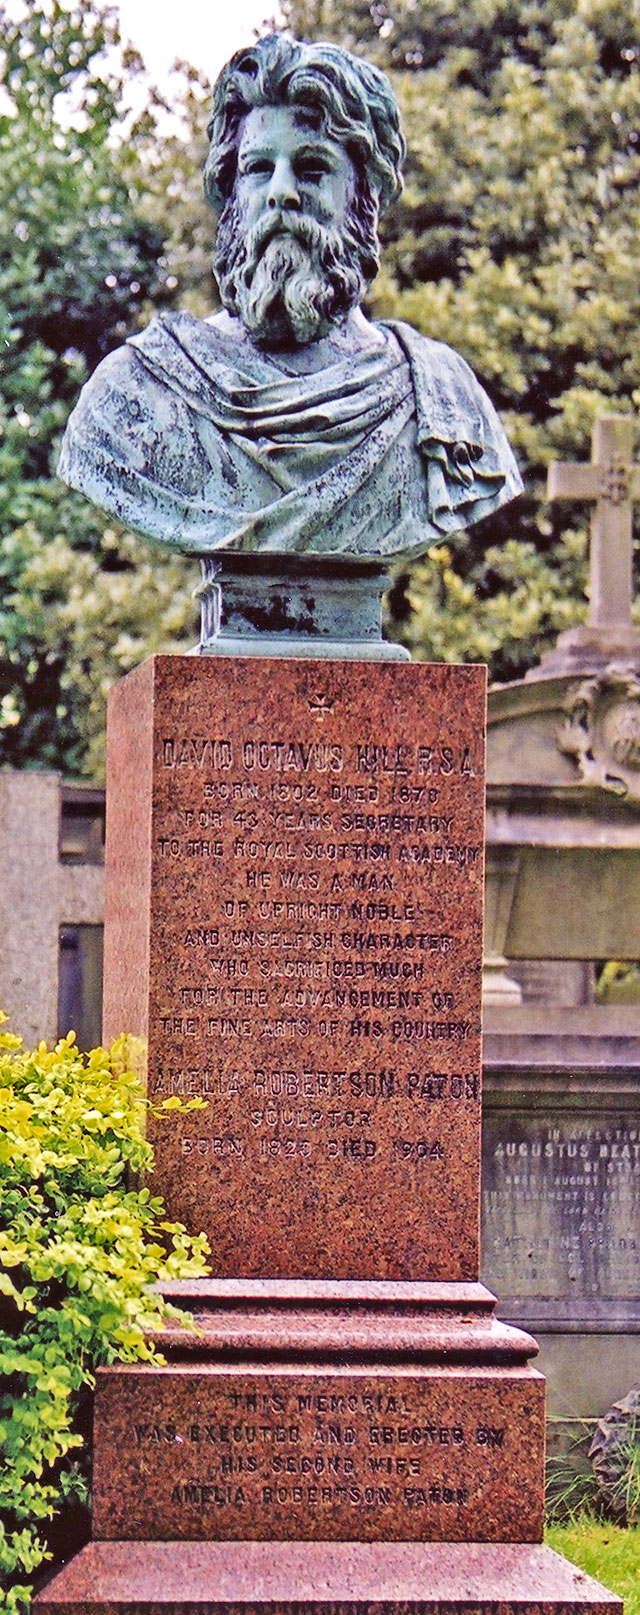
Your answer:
545;1516;640;1614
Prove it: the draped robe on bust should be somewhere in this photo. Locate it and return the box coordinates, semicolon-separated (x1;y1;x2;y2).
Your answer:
58;311;522;559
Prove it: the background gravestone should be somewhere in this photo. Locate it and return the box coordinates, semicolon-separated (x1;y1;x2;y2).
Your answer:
483;411;640;1434
0;771;104;1047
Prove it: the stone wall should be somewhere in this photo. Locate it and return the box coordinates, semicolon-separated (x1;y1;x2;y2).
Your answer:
0;770;104;1045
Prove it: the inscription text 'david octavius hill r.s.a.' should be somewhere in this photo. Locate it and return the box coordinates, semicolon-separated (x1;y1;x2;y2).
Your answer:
103;657;486;1280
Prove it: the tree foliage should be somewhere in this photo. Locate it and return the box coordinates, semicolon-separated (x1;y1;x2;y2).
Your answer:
141;64;215;318
4;0;640;772
0;0;198;777
284;0;640;676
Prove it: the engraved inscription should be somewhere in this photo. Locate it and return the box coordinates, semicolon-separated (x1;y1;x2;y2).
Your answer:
143;661;485;1277
92;1368;543;1542
483;1114;640;1301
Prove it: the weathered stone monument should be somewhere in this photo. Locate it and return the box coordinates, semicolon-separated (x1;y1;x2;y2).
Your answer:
483;412;640;1434
35;35;618;1615
541;414;640;676
0;771;104;1047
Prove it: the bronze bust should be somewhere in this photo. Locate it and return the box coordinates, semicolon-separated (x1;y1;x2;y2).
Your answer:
59;35;522;570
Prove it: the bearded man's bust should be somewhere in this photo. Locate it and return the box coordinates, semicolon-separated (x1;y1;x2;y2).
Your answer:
59;34;522;567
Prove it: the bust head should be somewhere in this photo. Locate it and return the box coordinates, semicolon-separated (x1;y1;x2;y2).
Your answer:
204;34;405;347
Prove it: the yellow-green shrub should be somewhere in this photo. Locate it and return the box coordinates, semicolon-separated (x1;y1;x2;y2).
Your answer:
0;1015;210;1612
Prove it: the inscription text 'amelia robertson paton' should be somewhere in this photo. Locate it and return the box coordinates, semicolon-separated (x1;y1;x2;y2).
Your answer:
103;656;486;1279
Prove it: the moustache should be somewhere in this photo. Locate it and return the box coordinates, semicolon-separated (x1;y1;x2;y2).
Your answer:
213;194;369;344
241;210;335;282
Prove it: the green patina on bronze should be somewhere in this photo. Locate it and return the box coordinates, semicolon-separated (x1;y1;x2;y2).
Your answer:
58;34;522;574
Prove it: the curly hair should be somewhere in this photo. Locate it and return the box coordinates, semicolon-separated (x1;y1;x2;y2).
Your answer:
204;33;405;219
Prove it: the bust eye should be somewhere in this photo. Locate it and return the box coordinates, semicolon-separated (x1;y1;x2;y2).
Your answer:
297;161;330;183
243;158;274;177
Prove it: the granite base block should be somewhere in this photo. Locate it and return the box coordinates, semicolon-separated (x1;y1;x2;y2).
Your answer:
90;1283;545;1546
32;1539;622;1615
91;1362;544;1545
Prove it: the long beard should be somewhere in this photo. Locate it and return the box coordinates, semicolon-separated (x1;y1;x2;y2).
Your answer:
214;205;370;346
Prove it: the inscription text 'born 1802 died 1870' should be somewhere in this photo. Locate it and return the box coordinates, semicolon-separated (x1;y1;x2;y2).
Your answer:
103;656;486;1281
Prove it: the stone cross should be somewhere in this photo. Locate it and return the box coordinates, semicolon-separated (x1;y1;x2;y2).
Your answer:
547;414;640;629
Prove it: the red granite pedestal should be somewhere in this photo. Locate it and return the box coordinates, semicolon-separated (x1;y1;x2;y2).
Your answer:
35;1279;616;1613
33;658;621;1615
33;1539;619;1615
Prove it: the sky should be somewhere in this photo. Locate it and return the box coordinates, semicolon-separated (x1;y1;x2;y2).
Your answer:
0;0;283;126
115;0;282;88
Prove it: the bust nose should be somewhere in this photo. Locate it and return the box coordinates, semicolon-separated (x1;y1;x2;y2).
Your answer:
267;156;301;211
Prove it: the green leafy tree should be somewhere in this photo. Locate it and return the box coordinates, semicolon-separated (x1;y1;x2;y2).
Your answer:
6;0;640;757
284;0;640;677
0;0;198;777
142;63;215;317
